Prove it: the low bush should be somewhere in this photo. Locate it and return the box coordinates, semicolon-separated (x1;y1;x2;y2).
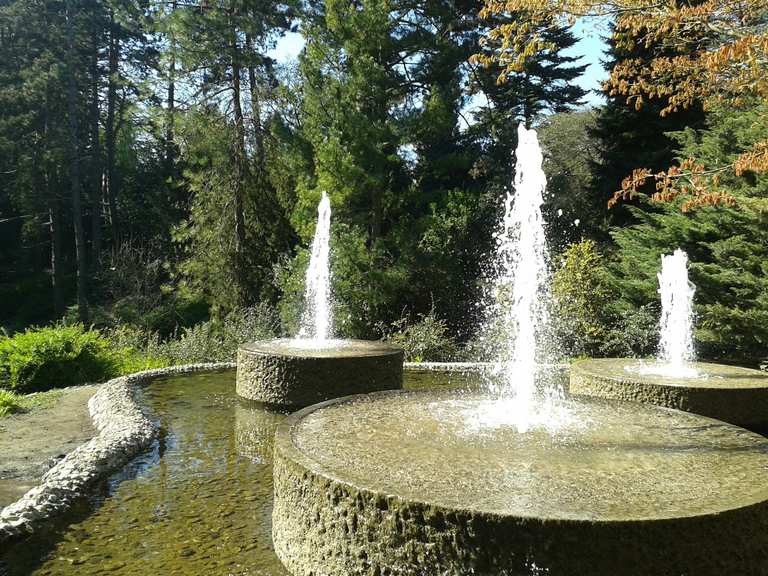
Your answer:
0;389;21;416
0;325;119;393
158;303;281;364
380;310;457;362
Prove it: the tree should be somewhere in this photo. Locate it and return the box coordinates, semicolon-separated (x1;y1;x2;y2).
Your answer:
589;30;705;227
467;15;588;254
536;110;603;250
476;0;768;209
168;0;295;312
609;103;768;364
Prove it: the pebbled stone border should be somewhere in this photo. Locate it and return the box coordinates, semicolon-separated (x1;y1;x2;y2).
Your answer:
0;362;234;544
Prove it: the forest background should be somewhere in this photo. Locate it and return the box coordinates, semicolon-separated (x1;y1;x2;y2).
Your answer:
1;0;766;376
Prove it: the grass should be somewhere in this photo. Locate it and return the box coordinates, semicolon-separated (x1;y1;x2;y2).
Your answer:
0;388;63;418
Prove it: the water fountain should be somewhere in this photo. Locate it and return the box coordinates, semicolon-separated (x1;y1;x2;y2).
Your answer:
271;126;768;575
236;192;403;407
571;249;768;432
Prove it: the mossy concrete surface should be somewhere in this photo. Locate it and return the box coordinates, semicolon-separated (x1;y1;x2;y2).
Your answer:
570;358;768;432
236;339;403;406
272;389;768;576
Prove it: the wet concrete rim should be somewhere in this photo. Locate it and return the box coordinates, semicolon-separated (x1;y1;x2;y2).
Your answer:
574;358;768;390
274;387;768;525
240;338;403;359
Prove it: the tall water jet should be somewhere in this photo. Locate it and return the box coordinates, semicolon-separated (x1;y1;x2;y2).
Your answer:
298;192;333;342
487;124;559;432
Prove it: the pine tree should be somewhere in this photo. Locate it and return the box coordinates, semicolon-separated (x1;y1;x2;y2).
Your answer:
169;0;295;312
610;103;768;365
590;31;705;225
468;18;588;221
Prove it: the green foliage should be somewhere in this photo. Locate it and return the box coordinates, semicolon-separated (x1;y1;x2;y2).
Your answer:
157;304;281;364
379;310;457;363
609;104;768;364
537;111;604;250
599;304;659;358
590;29;705;228
0;389;22;416
551;240;614;356
551;240;660;359
0;325;118;393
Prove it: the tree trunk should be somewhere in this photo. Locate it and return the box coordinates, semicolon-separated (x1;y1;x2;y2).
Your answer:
105;13;120;243
49;197;64;317
165;0;177;172
65;0;89;323
90;32;102;269
230;13;249;306
245;32;263;168
42;53;63;317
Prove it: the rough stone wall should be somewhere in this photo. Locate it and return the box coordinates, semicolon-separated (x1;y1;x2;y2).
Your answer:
0;363;234;544
570;360;768;433
272;424;768;576
236;348;403;406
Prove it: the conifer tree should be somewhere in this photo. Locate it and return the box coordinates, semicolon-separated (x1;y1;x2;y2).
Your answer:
610;103;768;364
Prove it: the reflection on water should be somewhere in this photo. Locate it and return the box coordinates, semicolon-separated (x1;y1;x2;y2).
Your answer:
2;371;288;576
1;369;475;575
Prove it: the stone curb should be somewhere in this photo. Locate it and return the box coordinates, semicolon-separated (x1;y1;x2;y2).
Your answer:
0;362;234;544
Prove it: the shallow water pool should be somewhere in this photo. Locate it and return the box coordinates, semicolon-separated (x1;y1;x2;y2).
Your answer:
1;369;478;575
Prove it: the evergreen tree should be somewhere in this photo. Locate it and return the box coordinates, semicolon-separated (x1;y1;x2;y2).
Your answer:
590;31;705;227
169;0;295;313
610;103;768;365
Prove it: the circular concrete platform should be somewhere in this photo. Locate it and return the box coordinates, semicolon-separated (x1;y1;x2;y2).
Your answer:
571;358;768;433
272;389;768;576
236;339;403;407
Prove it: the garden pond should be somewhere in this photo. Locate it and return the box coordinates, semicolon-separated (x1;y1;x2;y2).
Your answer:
0;369;479;575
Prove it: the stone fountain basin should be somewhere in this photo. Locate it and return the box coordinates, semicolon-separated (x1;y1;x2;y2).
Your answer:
272;389;768;576
236;339;403;407
571;358;768;433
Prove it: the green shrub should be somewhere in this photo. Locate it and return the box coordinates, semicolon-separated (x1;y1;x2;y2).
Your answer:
0;389;21;416
380;310;457;362
551;240;615;357
0;325;119;393
600;304;660;358
158;303;281;364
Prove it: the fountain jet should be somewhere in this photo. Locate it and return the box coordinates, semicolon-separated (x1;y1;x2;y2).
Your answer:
631;248;699;378
236;190;403;407
657;248;696;371
487;124;562;432
298;192;333;342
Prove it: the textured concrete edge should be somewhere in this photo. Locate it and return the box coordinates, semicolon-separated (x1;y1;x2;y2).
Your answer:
0;362;235;544
272;389;768;576
403;362;570;372
569;359;768;431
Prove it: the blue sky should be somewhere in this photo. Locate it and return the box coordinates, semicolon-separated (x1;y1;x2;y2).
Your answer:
563;19;609;107
269;21;609;108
